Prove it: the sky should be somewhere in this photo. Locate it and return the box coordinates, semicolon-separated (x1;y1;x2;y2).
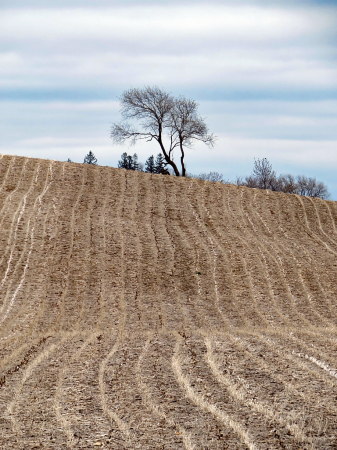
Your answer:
1;0;336;198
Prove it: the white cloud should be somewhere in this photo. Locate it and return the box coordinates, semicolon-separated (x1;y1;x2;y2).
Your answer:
0;49;336;92
0;2;336;197
1;100;336;167
207;135;337;166
0;6;328;42
0;5;335;94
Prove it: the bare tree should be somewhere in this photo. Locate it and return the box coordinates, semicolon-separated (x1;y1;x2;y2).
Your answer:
296;176;329;199
313;181;330;199
276;174;298;194
252;158;277;189
234;175;259;188
110;86;216;176
197;172;225;183
168;97;216;176
236;159;330;200
244;175;259;188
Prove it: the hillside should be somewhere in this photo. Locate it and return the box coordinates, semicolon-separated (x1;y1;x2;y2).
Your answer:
0;154;337;449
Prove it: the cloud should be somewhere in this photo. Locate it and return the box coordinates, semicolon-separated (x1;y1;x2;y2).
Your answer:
0;5;335;99
1;5;335;51
0;6;320;41
0;1;336;198
1;99;336;164
1;54;334;95
1;0;336;7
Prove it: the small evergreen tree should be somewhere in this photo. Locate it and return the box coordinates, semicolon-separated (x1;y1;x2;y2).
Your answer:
145;155;156;173
118;152;129;169
118;152;143;171
83;150;97;165
126;154;134;170
154;153;166;174
132;153;140;171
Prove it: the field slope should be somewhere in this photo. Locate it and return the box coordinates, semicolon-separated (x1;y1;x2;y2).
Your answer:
1;154;337;449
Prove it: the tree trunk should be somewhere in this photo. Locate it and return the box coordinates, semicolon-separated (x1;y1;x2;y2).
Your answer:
158;134;180;176
180;141;186;177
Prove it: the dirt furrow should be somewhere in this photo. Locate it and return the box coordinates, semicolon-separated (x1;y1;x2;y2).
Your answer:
34;162;85;333
172;334;259;450
1;157;337;448
0;159;38;288
162;177;203;331
238;188;325;328
298;195;337;253
2;335;64;448
119;170;144;334
237;330;337;413
149;174;185;332
134;174;164;331
253;188;336;326
186;179;238;330
260;190;335;326
221;185;292;326
136;335;195;449
0;156;25;228
204;335;312;445
281;194;337;324
0;160;54;328
99;167;126;333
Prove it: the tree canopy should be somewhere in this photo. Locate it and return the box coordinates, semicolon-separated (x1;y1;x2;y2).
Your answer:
111;86;216;177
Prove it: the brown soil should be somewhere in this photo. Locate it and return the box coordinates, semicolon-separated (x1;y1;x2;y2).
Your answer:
0;154;337;449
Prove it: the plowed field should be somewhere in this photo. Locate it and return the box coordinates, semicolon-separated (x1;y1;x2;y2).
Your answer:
1;154;337;449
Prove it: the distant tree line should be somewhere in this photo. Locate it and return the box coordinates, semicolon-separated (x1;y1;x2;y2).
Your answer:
67;151;98;165
190;158;329;200
238;158;329;199
64;87;331;200
117;152;169;174
68;153;329;200
69;150;170;175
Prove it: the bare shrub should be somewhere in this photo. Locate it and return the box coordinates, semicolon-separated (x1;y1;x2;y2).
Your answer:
237;159;330;199
197;172;226;183
296;175;330;199
276;174;298;194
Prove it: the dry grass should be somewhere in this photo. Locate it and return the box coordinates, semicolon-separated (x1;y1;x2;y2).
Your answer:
0;154;337;449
